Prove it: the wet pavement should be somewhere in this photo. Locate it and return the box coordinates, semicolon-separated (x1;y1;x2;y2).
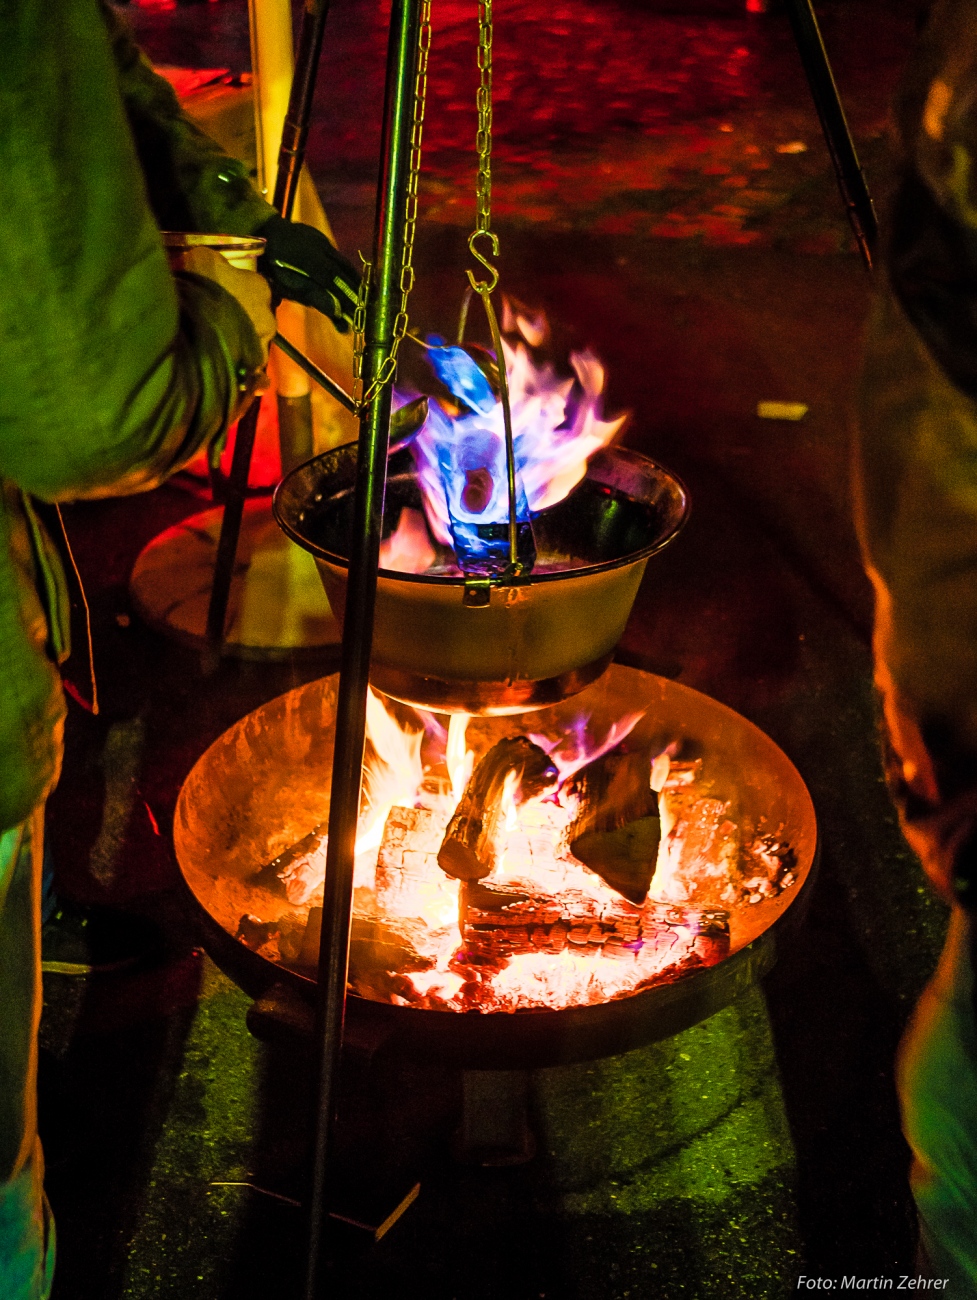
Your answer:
40;1;946;1297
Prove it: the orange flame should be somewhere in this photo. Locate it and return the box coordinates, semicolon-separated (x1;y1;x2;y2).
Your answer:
280;692;744;1011
378;507;437;575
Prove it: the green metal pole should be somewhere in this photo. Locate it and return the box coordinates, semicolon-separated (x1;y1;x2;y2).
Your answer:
302;0;421;1293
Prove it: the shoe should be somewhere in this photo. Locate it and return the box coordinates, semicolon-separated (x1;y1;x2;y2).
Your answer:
41;901;164;975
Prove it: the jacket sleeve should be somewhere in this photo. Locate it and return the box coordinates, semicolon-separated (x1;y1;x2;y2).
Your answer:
0;0;266;501
100;0;276;238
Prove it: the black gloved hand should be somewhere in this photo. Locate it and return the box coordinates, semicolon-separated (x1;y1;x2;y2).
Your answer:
256;213;360;333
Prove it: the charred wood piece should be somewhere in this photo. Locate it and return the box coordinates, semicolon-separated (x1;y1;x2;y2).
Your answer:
438;738;558;882
652;760;742;909
567;746;658;838
566;745;660;905
263;825;328;906
377;806;459;918
740;835;798;902
570;818;661;908
460;879;729;966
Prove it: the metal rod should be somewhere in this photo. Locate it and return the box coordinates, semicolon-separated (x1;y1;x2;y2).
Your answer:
302;0;422;1293
201;397;260;674
204;0;335;669
782;0;877;270
274;0;333;220
456;284;474;345
272;333;357;412
478;289;520;571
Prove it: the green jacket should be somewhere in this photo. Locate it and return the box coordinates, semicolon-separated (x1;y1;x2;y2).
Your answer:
0;0;275;831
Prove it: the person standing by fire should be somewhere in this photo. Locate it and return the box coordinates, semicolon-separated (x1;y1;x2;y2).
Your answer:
857;0;977;1290
0;0;357;1294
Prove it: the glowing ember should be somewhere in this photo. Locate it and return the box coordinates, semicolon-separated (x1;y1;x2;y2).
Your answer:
273;691;796;1013
391;305;627;578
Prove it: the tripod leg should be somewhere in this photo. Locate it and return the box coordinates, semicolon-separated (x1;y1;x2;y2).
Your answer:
274;0;334;221
782;0;877;270
302;0;425;1289
202;0;336;672
201;398;261;674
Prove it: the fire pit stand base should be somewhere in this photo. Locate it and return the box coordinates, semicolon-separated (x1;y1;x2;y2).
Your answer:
456;1071;536;1167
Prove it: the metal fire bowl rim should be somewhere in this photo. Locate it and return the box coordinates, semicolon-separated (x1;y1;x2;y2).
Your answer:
272;442;690;587
174;665;819;1070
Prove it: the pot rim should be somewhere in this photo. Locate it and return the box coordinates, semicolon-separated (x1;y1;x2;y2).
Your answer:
273;442;691;587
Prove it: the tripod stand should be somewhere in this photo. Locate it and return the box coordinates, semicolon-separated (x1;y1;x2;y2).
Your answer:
177;1;879;1294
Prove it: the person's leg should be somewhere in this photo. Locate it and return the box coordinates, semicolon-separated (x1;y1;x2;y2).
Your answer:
39;806;161;976
0;808;55;1300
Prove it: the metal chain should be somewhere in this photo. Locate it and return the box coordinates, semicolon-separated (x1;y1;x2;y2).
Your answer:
474;0;493;236
353;0;432;412
463;0;520;572
466;0;499;293
350;256;371;399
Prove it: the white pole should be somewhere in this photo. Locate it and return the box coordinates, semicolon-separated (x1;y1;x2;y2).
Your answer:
247;0;296;200
248;0;312;412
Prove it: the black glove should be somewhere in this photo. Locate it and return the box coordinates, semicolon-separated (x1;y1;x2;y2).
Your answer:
256;214;360;333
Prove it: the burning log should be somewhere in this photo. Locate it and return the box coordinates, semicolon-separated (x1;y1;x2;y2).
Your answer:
376;806;459;921
570;818;662;909
565;745;660;906
567;746;658;837
459;879;729;967
280;903;439;1004
438;738;558;882
652;762;744;909
460;880;638;960
264;826;327;906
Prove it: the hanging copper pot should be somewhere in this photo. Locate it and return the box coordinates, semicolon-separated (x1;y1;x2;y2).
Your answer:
274;443;689;714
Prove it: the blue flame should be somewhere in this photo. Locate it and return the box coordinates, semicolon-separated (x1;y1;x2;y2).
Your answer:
422;398;537;577
425;335;497;416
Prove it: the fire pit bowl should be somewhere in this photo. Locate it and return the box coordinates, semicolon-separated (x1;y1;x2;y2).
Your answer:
273;444;689;714
174;666;817;1069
